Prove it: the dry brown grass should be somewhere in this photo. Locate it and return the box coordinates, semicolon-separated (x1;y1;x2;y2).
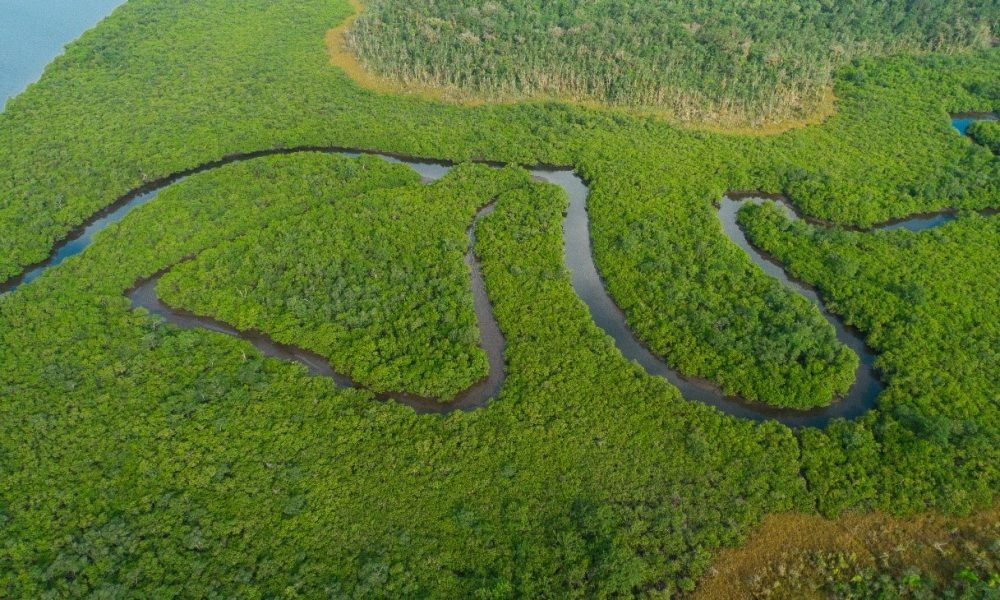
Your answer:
692;506;1000;599
674;87;838;137
323;0;837;136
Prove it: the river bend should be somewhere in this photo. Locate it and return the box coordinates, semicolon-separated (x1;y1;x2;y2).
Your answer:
2;135;991;424
128;199;504;414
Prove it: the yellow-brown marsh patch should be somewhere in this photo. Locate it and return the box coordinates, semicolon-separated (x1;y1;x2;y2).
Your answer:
693;506;1000;599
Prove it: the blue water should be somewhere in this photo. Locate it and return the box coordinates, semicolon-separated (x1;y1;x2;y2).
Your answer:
1;0;126;105
6;190;158;292
881;213;955;232
952;114;998;135
0;4;993;424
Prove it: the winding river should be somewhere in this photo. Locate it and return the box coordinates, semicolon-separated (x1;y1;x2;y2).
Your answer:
1;117;992;424
128;199;504;414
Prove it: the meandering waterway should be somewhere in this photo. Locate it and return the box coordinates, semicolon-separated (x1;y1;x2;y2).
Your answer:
5;141;993;424
0;111;993;422
549;175;890;427
128;196;506;415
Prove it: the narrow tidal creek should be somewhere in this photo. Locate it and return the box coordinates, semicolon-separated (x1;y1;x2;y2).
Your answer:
3;114;990;423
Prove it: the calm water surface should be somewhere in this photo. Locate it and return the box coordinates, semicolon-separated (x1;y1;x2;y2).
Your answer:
951;113;999;135
5;146;990;423
2;8;993;421
1;0;125;105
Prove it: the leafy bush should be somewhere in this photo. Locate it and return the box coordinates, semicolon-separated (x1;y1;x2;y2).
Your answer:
968;120;1000;153
160;164;530;398
0;0;998;594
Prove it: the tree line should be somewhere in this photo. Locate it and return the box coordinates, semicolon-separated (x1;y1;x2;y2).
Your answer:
0;0;998;594
348;0;997;125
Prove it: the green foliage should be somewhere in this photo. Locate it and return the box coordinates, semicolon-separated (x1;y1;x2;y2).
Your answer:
348;0;997;124
0;0;997;412
740;202;1000;514
968;120;1000;153
0;155;804;596
0;0;581;286
587;183;856;409
0;0;998;594
799;420;881;516
160;164;530;399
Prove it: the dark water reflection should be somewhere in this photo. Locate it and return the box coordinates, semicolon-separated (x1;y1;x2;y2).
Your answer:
3;146;987;424
549;173;884;427
2;13;995;420
127;192;509;415
715;196;883;426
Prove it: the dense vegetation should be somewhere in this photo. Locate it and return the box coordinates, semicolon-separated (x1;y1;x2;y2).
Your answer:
0;0;998;594
347;0;997;125
740;204;1000;515
160;164;529;399
0;154;804;596
588;189;857;409
969;120;1000;153
0;0;997;412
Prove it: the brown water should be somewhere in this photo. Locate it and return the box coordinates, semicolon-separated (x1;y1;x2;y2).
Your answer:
128;199;505;414
547;173;884;427
4;147;981;425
